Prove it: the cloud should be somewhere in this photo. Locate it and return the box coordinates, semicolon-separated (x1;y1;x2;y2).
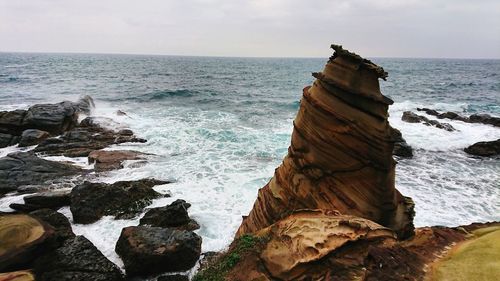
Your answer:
0;0;498;58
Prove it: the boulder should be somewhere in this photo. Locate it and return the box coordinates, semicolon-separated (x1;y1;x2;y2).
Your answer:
29;209;75;241
18;129;50;147
417;108;500;127
236;44;415;239
0;152;82;196
34;236;123;281
464;139;500;157
10;190;71;212
0;214;56;271
115;226;202;276
140;199;200;231
70;179;167;224
88;150;147;171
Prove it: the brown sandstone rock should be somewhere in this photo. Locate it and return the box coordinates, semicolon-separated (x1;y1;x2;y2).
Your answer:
88;149;147;171
0;270;35;281
237;44;414;239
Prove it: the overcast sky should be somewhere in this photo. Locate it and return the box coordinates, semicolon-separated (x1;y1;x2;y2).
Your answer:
1;0;499;58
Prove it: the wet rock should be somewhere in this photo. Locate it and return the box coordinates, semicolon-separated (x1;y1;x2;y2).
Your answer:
464;139;500;157
0;214;56;272
0;133;20;148
35;118;146;157
34;235;123;281
417;108;500;127
237;44;415;239
70;179;168;224
88;150;147;171
0;152;82;196
115;226;202;276
140;199;200;231
402;111;455;131
0;110;27;136
18;129;50;147
391;127;413;158
29;208;75;241
24;190;71;209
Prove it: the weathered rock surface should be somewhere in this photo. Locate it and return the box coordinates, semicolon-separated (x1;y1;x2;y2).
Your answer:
34;235;123;281
237;44;414;239
0;214;56;272
0;270;35;281
140;199;200;231
115;226;202;276
402;111;456;131
70;179;167;224
35;117;146;157
417;107;500;127
88;149;147;171
0;96;94;148
18;129;50;147
464;139;500;157
0;152;82;196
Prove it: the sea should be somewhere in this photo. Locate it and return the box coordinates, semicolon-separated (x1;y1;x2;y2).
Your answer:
1;53;499;274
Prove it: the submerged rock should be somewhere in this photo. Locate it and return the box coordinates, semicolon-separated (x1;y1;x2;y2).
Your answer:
140;199;200;231
464;139;500;157
70;178;167;224
115;226;202;276
236;44;415;239
34;235;123;281
0;152;82;196
417;108;500;127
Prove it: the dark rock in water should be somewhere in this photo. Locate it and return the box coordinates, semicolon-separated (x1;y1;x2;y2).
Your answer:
18;129;50;147
390;128;413;158
157;274;189;281
35;117;147;157
417;108;500;127
140;199;200;231
115;226;202;276
88;149;147;171
0;152;82;196
34;235;123;281
70;179;168;224
0;214;57;272
10;190;72;211
30;208;75;241
464;139;500;157
0;109;27;136
0;133;20;148
402;111;455;131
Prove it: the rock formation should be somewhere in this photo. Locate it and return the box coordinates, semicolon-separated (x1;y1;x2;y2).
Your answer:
402;111;456;131
237;44;414;239
464;139;500;157
417;108;500;127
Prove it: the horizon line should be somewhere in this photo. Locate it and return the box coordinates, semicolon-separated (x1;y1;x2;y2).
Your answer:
1;50;499;61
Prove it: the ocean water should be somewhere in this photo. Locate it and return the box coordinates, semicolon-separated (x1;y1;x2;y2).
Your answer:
1;53;499;273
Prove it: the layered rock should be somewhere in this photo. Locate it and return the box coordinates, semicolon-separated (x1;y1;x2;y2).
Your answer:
237;44;414;239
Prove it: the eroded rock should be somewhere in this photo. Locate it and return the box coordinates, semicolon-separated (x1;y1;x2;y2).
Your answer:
70;178;167;223
115;226;202;276
237;44;415;239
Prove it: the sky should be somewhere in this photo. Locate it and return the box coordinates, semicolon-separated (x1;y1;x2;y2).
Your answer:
0;0;499;58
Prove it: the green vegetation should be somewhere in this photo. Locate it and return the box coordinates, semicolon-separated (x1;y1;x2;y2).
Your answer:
431;226;500;281
193;234;258;281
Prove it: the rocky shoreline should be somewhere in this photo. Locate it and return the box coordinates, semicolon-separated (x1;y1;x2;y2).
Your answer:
0;45;499;281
